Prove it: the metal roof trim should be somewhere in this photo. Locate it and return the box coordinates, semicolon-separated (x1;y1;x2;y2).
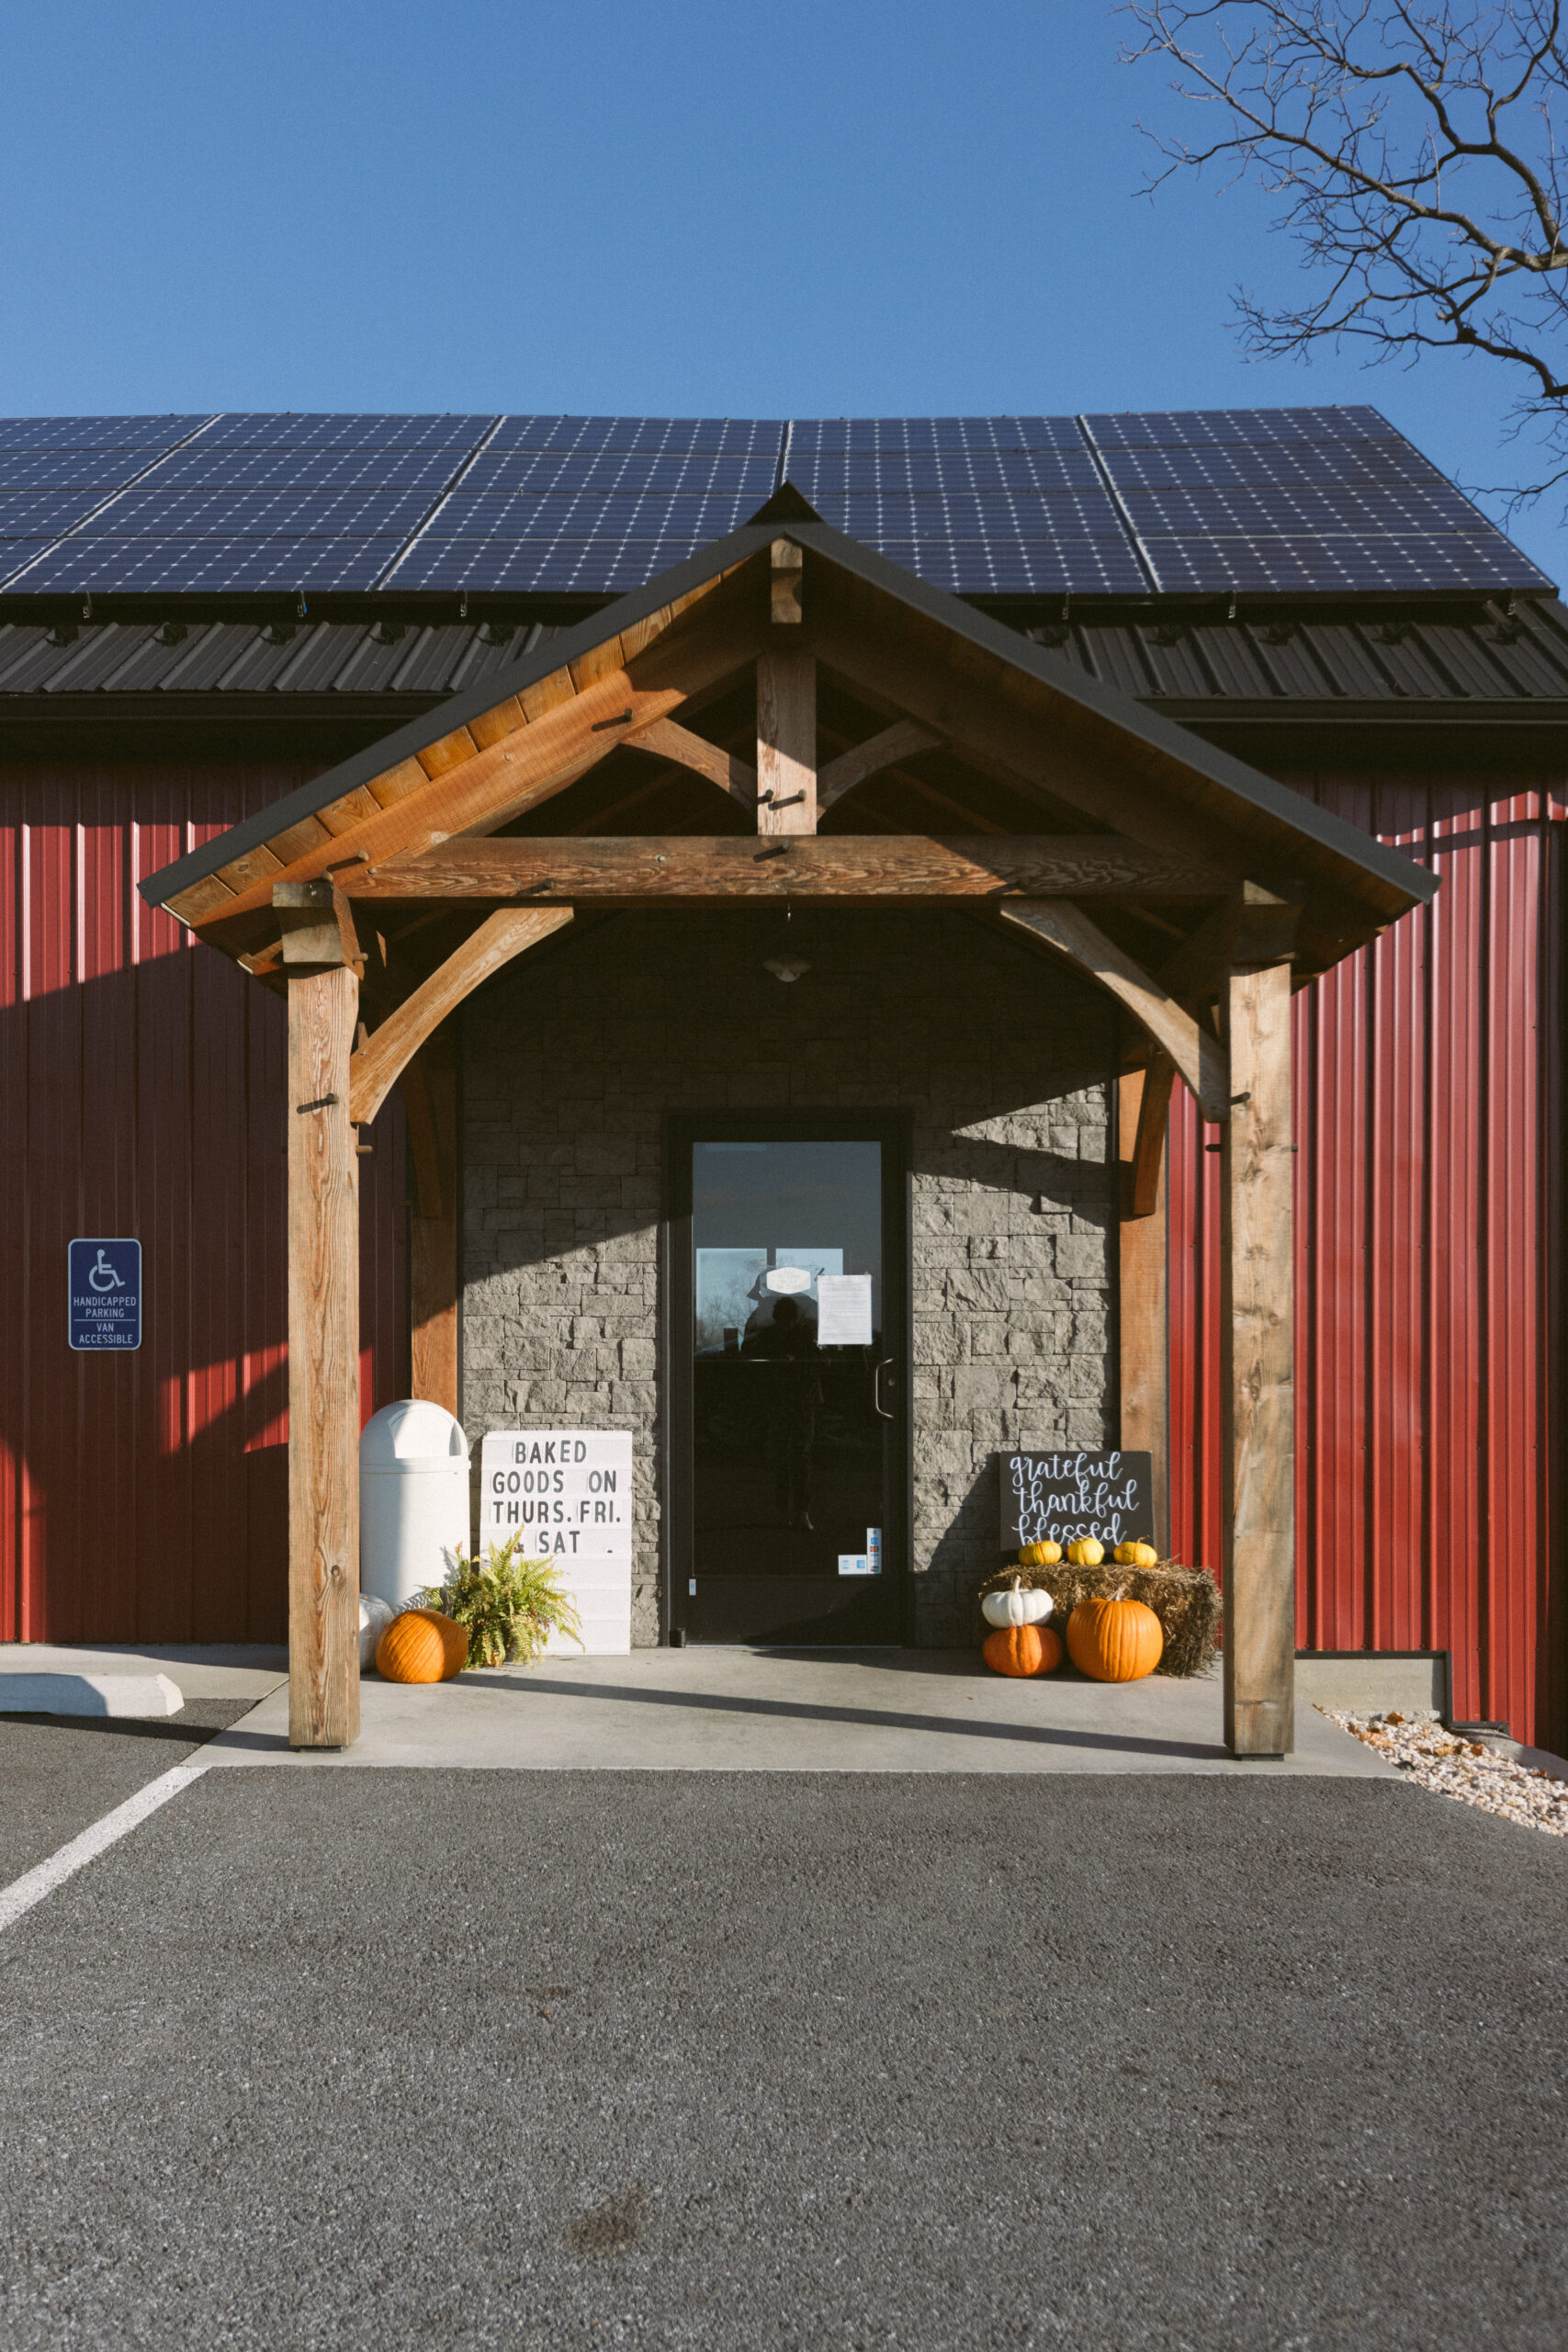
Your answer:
1154;696;1568;727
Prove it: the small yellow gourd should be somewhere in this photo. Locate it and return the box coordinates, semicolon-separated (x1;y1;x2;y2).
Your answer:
1018;1539;1062;1567
1066;1536;1104;1567
1114;1540;1158;1568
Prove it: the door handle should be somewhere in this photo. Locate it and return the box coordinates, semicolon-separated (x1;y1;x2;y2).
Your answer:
874;1358;896;1420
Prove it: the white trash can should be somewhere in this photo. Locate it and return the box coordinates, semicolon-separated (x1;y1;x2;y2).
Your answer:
359;1401;471;1611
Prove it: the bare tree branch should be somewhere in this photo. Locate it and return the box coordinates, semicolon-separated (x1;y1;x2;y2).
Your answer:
1122;1;1568;495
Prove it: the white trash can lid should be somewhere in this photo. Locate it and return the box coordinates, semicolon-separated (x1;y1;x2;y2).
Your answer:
359;1398;469;1470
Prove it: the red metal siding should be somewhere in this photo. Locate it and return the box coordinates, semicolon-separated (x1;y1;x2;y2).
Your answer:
0;763;407;1645
1169;774;1567;1751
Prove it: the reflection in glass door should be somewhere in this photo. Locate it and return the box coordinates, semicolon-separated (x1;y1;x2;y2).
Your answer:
669;1119;908;1645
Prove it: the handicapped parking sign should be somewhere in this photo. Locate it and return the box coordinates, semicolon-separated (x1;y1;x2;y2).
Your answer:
69;1238;141;1351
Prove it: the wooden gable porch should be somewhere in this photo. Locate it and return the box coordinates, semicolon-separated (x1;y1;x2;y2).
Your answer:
141;492;1435;1758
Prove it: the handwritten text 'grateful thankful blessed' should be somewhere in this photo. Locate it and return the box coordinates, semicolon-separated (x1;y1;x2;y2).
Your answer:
998;1449;1156;1552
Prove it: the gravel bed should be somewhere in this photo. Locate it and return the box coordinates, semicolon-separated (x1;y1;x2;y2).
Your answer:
1328;1709;1568;1837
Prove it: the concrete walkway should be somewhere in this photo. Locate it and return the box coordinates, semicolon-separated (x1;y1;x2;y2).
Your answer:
206;1645;1394;1774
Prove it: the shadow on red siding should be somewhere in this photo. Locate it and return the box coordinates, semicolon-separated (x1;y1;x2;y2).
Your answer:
0;765;407;1645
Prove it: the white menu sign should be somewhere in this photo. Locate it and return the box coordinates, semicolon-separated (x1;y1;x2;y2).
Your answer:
479;1429;632;1656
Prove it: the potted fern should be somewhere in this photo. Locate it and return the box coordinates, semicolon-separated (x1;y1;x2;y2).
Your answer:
412;1531;582;1668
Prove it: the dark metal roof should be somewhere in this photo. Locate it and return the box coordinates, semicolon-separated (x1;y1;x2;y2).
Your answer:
7;594;1568;715
0;614;551;699
1031;594;1568;707
136;501;1438;925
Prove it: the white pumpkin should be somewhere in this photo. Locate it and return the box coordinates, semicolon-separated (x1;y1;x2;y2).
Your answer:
357;1593;394;1670
981;1576;1053;1630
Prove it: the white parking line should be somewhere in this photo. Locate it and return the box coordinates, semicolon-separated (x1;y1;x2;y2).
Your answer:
0;1758;213;1935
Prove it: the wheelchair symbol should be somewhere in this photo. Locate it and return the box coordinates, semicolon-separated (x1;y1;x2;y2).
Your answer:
87;1250;127;1292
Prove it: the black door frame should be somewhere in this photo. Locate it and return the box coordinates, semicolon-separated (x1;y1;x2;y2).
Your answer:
660;1108;914;1645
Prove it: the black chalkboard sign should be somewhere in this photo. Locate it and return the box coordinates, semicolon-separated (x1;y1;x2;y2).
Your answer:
998;1450;1155;1555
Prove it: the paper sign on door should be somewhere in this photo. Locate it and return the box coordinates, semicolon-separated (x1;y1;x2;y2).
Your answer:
816;1273;873;1347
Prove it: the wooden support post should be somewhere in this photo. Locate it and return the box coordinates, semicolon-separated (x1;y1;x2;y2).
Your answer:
756;651;817;833
1220;962;1296;1758
407;1032;460;1419
286;960;362;1749
1118;1061;1172;1555
771;537;804;626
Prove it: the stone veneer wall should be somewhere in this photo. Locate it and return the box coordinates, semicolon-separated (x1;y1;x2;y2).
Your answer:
460;906;1117;1645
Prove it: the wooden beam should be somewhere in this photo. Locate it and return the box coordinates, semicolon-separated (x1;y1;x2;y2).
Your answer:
1118;1061;1171;1558
999;899;1230;1123
818;719;944;812
287;962;361;1749
757;651;817;834
1221;961;1296;1758
273;879;363;972
347;907;573;1128
407;1034;460;1419
623;715;757;808
344;835;1233;905
1158;884;1303;1012
771;537;804;626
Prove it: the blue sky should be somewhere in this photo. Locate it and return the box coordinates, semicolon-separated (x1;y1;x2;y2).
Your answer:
5;0;1562;582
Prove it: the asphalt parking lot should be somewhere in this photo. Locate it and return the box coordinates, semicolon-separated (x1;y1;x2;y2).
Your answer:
0;1699;258;1884
1;1761;1563;2351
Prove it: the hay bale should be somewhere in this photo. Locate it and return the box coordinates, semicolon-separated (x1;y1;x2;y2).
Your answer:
977;1559;1221;1678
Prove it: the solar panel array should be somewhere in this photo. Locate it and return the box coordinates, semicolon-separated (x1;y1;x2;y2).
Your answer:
0;408;1549;600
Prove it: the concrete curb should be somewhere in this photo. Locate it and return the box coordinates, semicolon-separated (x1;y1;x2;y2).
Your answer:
0;1672;184;1719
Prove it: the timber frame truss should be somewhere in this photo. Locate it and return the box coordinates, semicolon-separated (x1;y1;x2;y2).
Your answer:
141;496;1436;1760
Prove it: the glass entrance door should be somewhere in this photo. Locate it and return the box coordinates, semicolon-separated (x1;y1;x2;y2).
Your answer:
669;1118;908;1644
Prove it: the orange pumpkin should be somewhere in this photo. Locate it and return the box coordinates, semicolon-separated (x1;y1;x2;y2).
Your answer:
1018;1539;1062;1567
375;1608;469;1684
1065;1593;1163;1682
982;1623;1064;1678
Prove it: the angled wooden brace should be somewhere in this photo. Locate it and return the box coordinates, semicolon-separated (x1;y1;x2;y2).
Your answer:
1121;1051;1178;1220
999;898;1229;1125
817;719;945;813
347;908;574;1127
623;716;757;808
